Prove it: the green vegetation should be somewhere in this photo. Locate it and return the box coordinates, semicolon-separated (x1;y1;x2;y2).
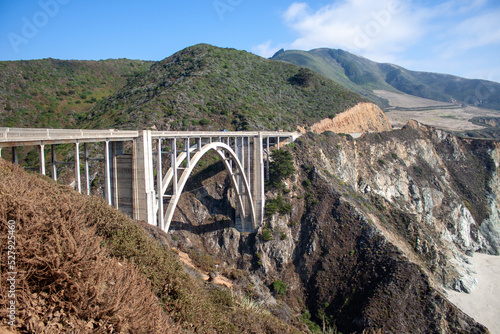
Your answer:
0;58;152;128
86;44;366;130
269;149;295;188
265;195;293;215
262;227;274;241
272;280;287;295
289;67;315;87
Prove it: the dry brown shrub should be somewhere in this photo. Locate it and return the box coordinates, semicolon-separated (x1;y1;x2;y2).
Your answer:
0;161;177;333
0;160;299;333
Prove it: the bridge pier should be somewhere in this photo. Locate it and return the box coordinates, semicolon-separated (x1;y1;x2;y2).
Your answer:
51;144;57;181
133;130;155;224
252;133;265;229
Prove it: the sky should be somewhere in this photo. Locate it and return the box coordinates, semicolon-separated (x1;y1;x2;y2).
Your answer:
1;0;499;83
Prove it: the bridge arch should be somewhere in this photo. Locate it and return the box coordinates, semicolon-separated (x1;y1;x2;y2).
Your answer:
161;142;256;233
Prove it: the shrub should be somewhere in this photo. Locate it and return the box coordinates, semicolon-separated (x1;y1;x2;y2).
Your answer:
269;149;295;188
289;68;315;87
265;196;292;216
279;202;293;215
272;280;287;295
0;161;173;333
262;227;273;241
0;160;301;334
265;198;280;215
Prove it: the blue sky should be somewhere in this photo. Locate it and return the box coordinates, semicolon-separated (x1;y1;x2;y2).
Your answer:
1;0;499;83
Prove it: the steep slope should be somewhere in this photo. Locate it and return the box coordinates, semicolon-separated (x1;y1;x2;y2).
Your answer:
0;160;302;333
0;58;152;128
157;122;498;333
299;102;392;134
272;48;500;111
85;44;367;131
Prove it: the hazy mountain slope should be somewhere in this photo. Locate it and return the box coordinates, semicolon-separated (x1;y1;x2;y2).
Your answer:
272;48;500;111
0;58;153;128
85;44;367;131
271;48;393;108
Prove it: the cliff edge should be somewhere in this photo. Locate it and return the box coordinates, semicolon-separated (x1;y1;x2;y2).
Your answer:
299;102;393;134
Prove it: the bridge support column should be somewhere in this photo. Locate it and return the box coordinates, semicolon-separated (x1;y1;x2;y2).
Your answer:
39;144;45;175
251;133;265;230
84;143;90;195
104;141;112;204
12;147;18;165
51;145;57;181
75;143;81;193
157;138;164;230
265;137;270;181
133;130;155;224
235;137;252;232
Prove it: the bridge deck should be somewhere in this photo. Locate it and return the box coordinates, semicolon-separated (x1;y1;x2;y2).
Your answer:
0;127;297;148
0;127;299;233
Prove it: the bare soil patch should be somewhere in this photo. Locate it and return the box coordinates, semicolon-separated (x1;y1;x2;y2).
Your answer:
374;90;456;108
374;90;500;131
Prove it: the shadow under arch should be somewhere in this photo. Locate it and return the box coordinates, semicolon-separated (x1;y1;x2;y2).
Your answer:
161;142;256;233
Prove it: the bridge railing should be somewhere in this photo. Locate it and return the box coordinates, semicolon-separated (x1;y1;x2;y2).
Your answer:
0;128;140;146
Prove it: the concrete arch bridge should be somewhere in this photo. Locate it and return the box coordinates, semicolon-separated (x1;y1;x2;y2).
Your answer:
0;128;297;232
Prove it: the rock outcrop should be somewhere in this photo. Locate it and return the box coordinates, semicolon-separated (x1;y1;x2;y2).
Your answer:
299;102;393;134
161;120;496;333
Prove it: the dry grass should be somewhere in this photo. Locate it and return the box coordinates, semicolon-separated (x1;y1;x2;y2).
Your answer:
0;161;178;333
0;160;300;333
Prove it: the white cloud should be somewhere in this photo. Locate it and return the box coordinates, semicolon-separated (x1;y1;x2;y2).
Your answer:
432;0;488;16
438;9;500;58
251;0;500;81
251;40;281;58
283;0;423;54
253;0;429;62
283;2;310;22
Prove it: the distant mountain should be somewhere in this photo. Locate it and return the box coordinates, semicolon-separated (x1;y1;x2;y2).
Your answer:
85;44;367;131
271;48;500;111
0;58;153;128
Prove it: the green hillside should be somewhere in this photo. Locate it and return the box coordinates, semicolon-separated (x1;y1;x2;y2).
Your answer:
0;58;153;128
84;44;367;131
272;48;500;111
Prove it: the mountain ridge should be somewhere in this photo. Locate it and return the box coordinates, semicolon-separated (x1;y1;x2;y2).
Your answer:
271;48;500;111
83;44;367;131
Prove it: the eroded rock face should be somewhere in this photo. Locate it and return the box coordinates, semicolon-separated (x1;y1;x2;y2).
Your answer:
162;121;494;333
299;102;393;134
309;121;500;291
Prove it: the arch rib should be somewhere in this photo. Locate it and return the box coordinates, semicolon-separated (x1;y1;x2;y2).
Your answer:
162;142;256;233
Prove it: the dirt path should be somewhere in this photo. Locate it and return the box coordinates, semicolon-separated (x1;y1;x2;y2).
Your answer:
445;253;500;333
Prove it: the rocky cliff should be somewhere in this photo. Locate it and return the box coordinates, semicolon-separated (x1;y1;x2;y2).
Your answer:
299;102;393;134
161;121;497;333
314;120;500;291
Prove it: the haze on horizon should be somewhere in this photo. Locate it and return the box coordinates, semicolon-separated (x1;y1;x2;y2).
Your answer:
0;0;499;83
